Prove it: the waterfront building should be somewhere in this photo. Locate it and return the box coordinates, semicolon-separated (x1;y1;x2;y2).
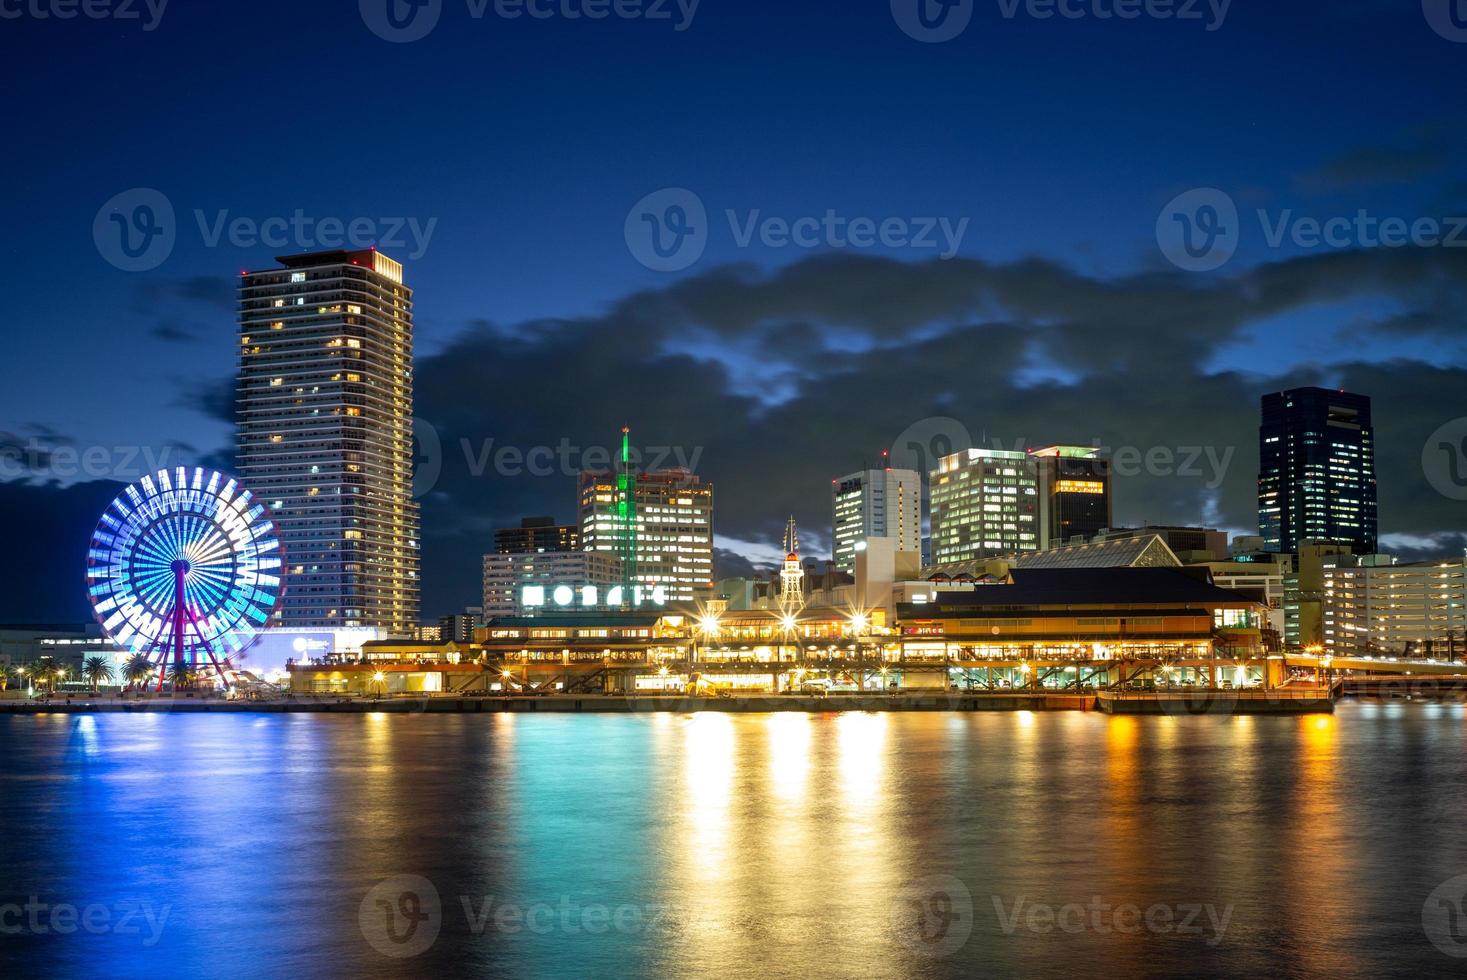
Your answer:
238;248;419;633
929;449;1040;564
494;516;580;555
831;466;922;574
579;466;713;603
1259;387;1378;555
1029;445;1112;548
482;551;624;618
1323;558;1467;658
1284;540;1356;648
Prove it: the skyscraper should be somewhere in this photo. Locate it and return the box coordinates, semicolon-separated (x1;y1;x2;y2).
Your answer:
1029;445;1112;548
237;249;419;633
1258;387;1377;556
831;466;922;573
929;448;1040;564
579;462;713;603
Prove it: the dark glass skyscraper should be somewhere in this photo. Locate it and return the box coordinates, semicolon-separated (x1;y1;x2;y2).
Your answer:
1258;387;1377;556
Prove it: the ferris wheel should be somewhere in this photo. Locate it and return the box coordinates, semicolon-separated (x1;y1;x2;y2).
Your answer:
86;467;283;687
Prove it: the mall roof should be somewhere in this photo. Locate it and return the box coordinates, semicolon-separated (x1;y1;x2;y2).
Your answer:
902;567;1259;612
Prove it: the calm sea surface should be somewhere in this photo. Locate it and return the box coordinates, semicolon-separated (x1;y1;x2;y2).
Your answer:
2;704;1466;978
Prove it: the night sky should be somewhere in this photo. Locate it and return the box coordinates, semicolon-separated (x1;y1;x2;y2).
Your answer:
2;0;1465;621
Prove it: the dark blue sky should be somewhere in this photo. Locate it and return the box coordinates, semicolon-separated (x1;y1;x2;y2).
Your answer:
3;0;1466;618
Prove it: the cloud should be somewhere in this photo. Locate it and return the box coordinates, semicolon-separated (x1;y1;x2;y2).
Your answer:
151;320;200;343
5;246;1467;621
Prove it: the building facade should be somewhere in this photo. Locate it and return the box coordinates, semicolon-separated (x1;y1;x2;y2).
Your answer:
1259;387;1378;555
494;516;580;555
579;468;713;603
1323;558;1467;658
238;249;419;633
929;449;1040;564
831;468;922;573
1029;446;1112;548
482;551;625;618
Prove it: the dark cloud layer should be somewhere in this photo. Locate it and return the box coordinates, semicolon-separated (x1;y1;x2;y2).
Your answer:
4;247;1466;622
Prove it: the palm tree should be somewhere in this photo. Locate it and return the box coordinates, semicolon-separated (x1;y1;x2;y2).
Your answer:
122;654;154;692
34;657;64;694
83;657;114;693
168;663;197;691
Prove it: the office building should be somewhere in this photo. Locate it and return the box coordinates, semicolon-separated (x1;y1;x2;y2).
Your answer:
238;249;419;633
579;467;714;603
831;467;922;573
929;449;1040;564
495;516;580;555
1323;558;1467;658
482;551;624;618
1259;387;1378;555
1029;446;1112;548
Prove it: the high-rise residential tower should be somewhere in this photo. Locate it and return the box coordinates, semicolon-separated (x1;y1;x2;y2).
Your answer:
1258;387;1377;555
579;462;714;603
237;249;419;633
1029;445;1112;548
831;466;922;574
928;448;1040;564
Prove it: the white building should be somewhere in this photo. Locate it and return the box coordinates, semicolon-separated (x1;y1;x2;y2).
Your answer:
238;249;420;633
1323;558;1467;657
929;448;1040;564
482;551;624;618
579;467;713;603
831;468;922;574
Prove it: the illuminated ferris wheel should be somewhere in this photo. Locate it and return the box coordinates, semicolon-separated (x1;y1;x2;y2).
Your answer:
86;467;283;687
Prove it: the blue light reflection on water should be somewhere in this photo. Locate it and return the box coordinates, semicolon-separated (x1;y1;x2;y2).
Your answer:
1;704;1466;979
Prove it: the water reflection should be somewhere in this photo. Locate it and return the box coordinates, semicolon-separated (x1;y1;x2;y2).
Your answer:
1;705;1464;978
